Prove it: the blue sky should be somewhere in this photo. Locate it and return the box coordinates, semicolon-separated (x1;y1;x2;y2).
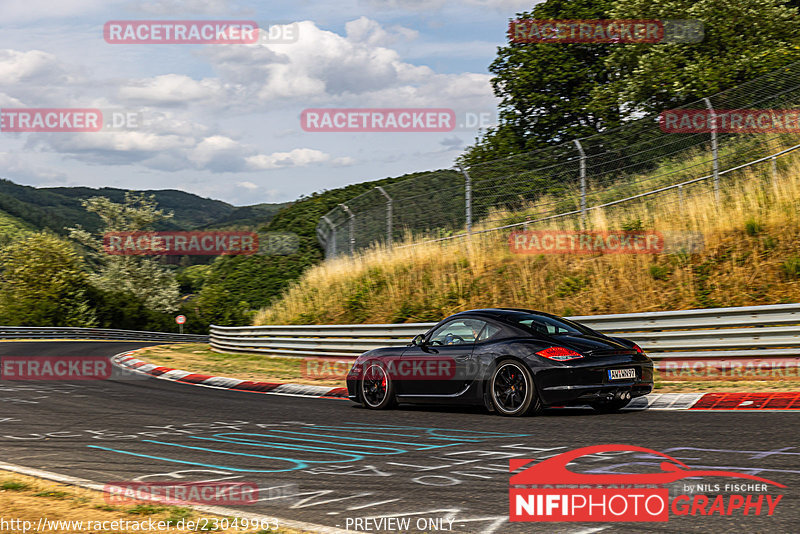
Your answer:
0;0;538;205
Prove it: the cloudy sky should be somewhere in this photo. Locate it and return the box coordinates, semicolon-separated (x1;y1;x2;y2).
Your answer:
0;0;536;205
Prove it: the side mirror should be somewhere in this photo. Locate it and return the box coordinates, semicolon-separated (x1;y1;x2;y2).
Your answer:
411;334;426;347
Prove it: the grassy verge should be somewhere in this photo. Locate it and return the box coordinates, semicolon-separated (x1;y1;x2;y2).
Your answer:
0;471;307;534
135;344;800;394
135;344;344;387
254;143;800;326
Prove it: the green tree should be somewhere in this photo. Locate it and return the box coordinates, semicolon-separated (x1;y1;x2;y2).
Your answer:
0;233;97;326
463;0;800;164
461;0;617;165
68;192;180;313
598;0;800;114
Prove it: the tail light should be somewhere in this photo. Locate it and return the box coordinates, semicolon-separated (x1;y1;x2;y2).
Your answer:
536;346;583;361
632;344;645;354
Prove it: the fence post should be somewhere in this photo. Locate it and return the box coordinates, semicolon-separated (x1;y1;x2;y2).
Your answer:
704;97;720;202
573;139;587;219
339;204;356;255
375;186;393;247
458;165;473;234
322;215;337;257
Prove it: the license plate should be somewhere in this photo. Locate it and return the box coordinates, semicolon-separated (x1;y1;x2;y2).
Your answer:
608;368;636;380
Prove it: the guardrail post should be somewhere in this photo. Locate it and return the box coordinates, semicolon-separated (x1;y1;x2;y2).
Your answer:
322;215;337;257
339;203;356;255
704;98;720;202
375;186;393;247
678;184;684;210
458;165;472;234
573;139;587;219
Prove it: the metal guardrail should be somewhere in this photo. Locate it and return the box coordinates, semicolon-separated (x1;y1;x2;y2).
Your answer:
0;327;208;343
210;303;800;360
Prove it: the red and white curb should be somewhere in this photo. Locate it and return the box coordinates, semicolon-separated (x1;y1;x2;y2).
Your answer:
112;351;348;399
627;392;800;411
112;351;800;410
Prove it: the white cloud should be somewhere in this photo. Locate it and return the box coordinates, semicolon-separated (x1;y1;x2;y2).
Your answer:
0;0;107;23
27;122;351;175
200;19;492;107
360;0;534;11
0;92;25;107
245;148;334;170
0;152;68;183
331;156;357;166
345;16;419;47
0;49;75;86
117;74;226;106
129;0;248;15
0;12;503;200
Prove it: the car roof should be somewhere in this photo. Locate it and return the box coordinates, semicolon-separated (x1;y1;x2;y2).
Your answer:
449;308;554;319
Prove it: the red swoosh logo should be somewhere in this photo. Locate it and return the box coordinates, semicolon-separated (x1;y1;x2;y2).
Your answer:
509;444;786;488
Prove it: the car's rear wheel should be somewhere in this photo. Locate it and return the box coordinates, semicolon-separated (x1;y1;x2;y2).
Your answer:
360;362;396;410
490;361;542;416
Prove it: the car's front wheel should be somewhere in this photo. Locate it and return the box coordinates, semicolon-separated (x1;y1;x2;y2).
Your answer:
360;362;396;410
490;360;542;416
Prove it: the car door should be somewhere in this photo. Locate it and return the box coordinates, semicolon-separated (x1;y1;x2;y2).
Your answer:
398;318;487;396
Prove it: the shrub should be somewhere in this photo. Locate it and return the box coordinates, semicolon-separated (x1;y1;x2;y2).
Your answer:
745;218;762;236
780;256;800;279
649;265;670;281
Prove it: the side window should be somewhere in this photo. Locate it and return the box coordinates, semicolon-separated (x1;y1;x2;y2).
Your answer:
521;317;573;335
429;319;487;346
477;322;502;342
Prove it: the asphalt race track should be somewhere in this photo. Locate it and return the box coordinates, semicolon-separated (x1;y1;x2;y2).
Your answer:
0;342;798;533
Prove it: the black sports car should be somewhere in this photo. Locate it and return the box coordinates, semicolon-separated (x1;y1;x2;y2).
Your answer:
346;308;653;416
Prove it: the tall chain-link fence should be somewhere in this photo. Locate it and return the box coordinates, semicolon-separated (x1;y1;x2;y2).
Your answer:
317;60;800;258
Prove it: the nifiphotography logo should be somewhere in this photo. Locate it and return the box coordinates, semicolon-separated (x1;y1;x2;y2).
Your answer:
509;444;785;522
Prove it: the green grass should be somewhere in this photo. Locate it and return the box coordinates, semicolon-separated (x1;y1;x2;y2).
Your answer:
126;503;170;515
745;218;763;236
781;255;800;279
1;480;29;491
34;490;68;499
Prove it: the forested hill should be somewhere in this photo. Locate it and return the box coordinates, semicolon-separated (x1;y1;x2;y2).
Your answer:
0;179;288;234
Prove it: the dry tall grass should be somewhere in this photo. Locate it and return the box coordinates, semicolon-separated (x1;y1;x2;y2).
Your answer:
255;152;800;325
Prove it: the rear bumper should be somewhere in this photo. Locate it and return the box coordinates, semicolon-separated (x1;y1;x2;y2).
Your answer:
535;357;654;406
540;382;653;405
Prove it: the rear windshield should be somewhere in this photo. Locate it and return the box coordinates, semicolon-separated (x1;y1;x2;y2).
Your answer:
506;313;595;337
